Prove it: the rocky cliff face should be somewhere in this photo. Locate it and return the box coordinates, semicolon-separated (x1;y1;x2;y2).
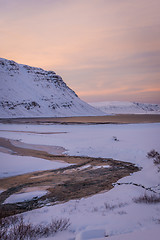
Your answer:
0;58;104;118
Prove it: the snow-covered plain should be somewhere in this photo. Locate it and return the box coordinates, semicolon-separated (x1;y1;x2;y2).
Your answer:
0;123;159;167
0;123;160;239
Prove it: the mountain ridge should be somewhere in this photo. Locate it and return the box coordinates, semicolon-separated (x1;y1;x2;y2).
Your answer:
0;58;104;118
90;101;160;114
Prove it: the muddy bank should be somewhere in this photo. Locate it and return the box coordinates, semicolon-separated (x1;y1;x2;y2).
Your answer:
0;137;67;161
0;136;139;219
0;130;67;134
0;114;160;124
0;156;139;219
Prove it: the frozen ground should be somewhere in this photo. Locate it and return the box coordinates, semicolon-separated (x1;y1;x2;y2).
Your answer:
0;123;160;239
0;152;71;178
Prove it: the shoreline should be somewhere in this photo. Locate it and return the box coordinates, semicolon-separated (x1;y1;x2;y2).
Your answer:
0;136;139;219
0;114;160;124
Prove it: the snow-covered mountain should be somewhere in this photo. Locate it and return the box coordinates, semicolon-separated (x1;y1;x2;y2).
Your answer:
90;101;160;114
0;58;104;118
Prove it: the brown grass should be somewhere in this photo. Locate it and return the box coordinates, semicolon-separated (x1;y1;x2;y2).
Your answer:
0;215;70;240
133;193;160;204
147;150;160;165
0;156;139;219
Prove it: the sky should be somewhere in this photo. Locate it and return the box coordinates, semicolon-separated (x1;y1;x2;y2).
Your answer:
0;0;160;103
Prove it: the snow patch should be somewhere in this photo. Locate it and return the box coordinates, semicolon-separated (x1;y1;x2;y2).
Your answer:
0;152;72;178
4;190;48;204
75;228;106;240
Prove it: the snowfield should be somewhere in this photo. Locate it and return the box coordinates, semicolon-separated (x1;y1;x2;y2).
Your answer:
0;122;160;239
0;123;159;167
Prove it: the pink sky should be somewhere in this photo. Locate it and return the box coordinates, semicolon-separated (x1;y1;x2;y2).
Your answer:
0;0;160;103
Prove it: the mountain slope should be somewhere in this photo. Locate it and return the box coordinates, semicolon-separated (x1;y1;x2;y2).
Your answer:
0;58;104;118
90;101;160;114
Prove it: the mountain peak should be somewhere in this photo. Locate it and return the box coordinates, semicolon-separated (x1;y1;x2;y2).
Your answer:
0;58;104;118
